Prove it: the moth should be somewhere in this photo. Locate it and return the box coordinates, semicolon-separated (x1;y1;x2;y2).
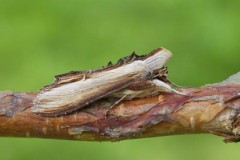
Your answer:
32;48;181;117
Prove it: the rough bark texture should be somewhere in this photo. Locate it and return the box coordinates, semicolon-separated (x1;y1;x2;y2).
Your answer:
0;78;240;142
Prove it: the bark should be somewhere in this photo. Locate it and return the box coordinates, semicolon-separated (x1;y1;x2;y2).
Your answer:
0;72;240;142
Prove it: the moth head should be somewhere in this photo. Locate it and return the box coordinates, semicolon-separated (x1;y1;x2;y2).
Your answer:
142;48;172;74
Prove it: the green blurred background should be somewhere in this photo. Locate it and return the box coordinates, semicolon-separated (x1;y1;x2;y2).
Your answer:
0;0;239;160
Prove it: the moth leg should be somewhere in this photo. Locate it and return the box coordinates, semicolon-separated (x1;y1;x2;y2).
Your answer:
166;79;181;88
110;79;185;100
151;79;185;95
105;95;127;117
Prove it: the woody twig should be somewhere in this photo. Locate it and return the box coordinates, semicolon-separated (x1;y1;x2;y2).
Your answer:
0;48;240;142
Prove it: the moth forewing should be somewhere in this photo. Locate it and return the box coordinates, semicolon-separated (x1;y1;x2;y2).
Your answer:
32;48;172;116
33;76;137;116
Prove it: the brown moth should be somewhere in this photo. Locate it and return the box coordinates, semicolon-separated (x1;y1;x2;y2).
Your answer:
32;48;180;117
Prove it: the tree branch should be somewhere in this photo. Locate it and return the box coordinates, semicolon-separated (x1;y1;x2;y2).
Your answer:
0;49;240;143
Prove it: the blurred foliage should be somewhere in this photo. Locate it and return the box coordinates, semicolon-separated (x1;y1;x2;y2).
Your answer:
0;0;239;160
